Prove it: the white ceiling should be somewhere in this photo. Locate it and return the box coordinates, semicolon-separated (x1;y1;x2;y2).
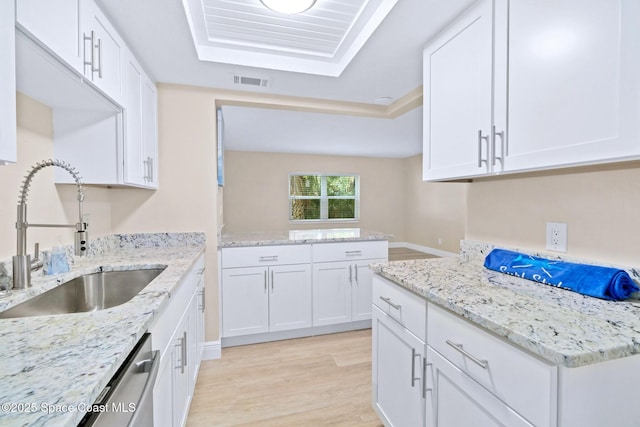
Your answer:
183;0;399;76
95;0;476;157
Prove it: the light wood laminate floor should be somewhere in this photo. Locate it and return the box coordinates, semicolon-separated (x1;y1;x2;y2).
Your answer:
186;329;383;427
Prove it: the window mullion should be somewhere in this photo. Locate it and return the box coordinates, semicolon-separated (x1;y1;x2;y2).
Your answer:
320;176;328;220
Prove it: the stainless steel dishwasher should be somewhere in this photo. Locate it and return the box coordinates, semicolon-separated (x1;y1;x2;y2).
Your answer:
79;333;159;427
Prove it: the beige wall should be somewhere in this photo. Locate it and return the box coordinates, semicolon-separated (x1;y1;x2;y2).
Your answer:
110;84;220;341
403;155;468;253
0;93;110;261
222;150;407;241
466;163;640;266
2;88;221;342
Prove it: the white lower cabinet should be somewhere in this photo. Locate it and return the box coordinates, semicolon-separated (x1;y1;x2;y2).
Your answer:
373;306;426;427
171;310;191;427
221;264;312;337
426;347;532;427
313;259;384;326
220;240;388;345
372;274;558;427
372;276;427;427
150;254;205;427
313;241;388;327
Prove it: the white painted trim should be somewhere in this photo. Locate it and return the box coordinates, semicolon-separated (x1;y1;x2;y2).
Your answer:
221;320;371;348
202;340;221;360
389;241;458;258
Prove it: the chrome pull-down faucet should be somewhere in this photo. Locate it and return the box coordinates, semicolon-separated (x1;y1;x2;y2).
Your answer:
12;159;89;290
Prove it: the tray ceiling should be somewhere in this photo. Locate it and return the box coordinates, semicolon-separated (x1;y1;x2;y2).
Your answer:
182;0;398;76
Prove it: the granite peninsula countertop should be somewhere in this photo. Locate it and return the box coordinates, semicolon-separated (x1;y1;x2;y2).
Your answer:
371;240;640;368
0;233;205;427
219;228;392;247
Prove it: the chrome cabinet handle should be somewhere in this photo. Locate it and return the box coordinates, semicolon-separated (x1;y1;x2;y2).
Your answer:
446;340;488;369
411;348;421;387
345;250;362;256
175;334;187;373
83;31;95;75
182;331;187;372
264;270;267;292
271;270;274;291
423;358;432;398
477;130;489;169
492;125;505;167
258;256;278;262
349;265;353;285
144;157;153;182
96;37;102;78
379;296;401;310
354;264;358;282
198;288;205;313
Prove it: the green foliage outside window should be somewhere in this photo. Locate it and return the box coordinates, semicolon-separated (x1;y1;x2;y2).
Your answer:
290;174;359;221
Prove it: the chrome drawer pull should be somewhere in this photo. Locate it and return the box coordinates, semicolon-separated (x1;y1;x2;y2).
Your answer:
259;256;278;262
446;340;488;369
423;359;432;398
411;348;421;387
379;296;401;310
345;250;362;256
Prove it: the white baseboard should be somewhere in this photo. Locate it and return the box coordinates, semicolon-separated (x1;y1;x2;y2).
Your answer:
389;241;458;258
202;340;221;360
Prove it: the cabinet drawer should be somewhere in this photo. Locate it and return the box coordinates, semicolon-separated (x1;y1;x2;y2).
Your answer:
428;303;557;427
372;276;426;341
312;241;388;263
221;245;311;268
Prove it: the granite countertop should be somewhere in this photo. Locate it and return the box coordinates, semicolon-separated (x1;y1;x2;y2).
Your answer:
219;227;392;248
0;233;205;427
371;240;640;368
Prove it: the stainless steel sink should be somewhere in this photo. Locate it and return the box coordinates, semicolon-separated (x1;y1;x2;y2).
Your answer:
0;268;165;319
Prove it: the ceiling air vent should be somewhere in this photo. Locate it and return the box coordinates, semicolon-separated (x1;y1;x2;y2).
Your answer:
232;75;270;88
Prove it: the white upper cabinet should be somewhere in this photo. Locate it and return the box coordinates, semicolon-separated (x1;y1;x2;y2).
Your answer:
505;0;640;171
15;0;158;188
16;0;83;71
124;49;158;189
0;0;17;164
424;0;640;181
423;0;494;180
81;0;125;105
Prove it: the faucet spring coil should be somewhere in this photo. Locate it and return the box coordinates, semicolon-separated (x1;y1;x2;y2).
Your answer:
18;159;85;205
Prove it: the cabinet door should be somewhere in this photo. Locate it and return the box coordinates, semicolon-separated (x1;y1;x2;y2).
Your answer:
505;0;640;171
188;291;200;389
0;0;16;164
372;306;426;427
123;50;145;186
352;260;384;322
172;315;191;427
312;261;351;326
81;0;125;103
196;278;205;360
141;73;158;188
269;264;312;332
426;347;533;427
221;267;269;337
152;355;173;427
16;0;82;71
123;49;157;189
423;0;493;180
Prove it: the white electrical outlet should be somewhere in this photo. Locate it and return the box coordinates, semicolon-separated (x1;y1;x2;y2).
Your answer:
546;222;568;252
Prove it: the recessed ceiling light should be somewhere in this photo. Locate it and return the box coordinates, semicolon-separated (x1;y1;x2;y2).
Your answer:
373;96;393;105
260;0;317;15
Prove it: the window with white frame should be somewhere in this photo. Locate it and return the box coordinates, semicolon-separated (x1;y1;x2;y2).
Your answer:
289;174;360;222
